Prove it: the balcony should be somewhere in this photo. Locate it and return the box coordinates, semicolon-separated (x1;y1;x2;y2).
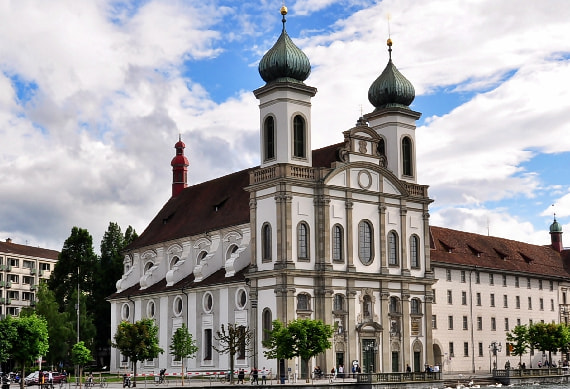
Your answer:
30;268;37;275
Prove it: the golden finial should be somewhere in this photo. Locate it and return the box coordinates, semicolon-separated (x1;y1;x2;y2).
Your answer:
280;5;288;15
387;38;393;47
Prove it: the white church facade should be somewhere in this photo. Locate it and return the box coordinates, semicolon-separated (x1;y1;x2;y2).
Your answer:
108;7;570;376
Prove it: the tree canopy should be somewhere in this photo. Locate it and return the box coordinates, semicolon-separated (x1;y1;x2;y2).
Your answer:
214;323;252;384
170;324;198;386
506;324;530;367
113;319;163;386
71;341;93;389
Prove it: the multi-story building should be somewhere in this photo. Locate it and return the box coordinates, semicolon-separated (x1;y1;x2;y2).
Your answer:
430;224;570;373
107;7;570;378
0;238;59;317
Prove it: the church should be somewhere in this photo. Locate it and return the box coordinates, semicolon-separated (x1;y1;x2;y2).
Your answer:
108;6;570;377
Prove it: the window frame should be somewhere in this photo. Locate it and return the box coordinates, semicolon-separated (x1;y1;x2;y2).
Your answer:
263;115;276;161
388;230;399;266
297;221;310;261
332;224;344;262
292;115;306;159
358;220;374;265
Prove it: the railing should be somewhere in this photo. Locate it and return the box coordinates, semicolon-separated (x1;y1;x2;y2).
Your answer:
403;182;429;198
251;164;317;184
494;368;569;378
356;371;442;383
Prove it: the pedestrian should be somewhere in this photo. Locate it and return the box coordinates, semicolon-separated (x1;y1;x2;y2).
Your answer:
352;364;356;379
238;369;245;384
338;364;344;378
406;364;411;373
39;371;44;389
260;367;267;385
356;364;361;375
250;367;258;385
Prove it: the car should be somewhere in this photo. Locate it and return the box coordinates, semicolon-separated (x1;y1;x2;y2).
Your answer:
24;372;67;386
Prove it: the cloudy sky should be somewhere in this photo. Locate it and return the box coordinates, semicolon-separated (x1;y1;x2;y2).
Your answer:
1;0;570;252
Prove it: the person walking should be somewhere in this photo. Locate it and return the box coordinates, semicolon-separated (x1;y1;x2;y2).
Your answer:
250;367;258;385
238;369;245;384
260;367;267;385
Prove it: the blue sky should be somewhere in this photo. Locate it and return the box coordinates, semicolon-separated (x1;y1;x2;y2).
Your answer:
1;0;570;251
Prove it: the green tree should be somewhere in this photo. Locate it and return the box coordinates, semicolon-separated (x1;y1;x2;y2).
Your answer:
112;319;163;387
93;223;137;364
22;283;73;368
170;324;198;386
71;341;93;389
9;314;49;389
506;324;530;368
528;322;570;366
263;319;333;380
0;316;17;364
213;324;252;384
48;227;98;311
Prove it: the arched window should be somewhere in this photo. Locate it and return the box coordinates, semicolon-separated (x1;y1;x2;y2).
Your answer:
388;231;399;266
402;136;413;176
261;223;272;261
262;309;272;342
297;222;309;260
293;115;306;158
410;235;420;268
358;221;373;265
264;116;275;161
297;293;311;311
144;261;154;274
332;224;344;262
389;296;400;314
226;244;239;260
146;300;155;318
363;295;373;319
203;292;213;313
173;296;183;317
236;288;247;309
333;294;345;311
411;298;422;315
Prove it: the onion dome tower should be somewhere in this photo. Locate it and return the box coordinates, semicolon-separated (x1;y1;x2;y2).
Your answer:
254;5;317;168
364;38;421;183
171;135;189;198
368;38;416;110
550;215;563;252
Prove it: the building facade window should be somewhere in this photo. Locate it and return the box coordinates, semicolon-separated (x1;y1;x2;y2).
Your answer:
297;293;311;311
297;222;309;260
477;316;482;330
262;309;272;342
478;343;484;357
475;272;480;284
505;318;509;331
491;317;496;331
203;293;213;313
261;223;272;261
293;115;306;158
527;277;531;289
334;294;345;312
539;298;544;311
489;273;494;285
204;329;212;360
448;316;454;330
502;274;507;286
515;276;520;287
462;291;467;305
446;269;452;281
464;342;469;357
449;342;454;357
388;231;399;266
432;315;437;329
461;271;466;283
263;116;275;161
476;293;481;306
490;294;495;307
402;136;413;176
516;296;520;309
411;298;421;315
358;221;373;265
389;296;400;314
332;225;344;262
539;280;543;290
528;297;532;310
503;295;508;308
447;290;453;305
463;316;468;330
410;235;420;268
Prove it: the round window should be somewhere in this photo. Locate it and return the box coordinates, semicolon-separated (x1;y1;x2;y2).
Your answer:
122;303;130;320
173;296;183;317
236;288;247;309
203;292;213;313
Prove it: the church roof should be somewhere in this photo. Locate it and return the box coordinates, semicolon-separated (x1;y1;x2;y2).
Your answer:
127;144;344;251
0;240;59;259
430;226;570;279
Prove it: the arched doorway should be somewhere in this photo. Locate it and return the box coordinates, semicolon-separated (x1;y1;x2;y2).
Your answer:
412;339;423;372
433;343;443;370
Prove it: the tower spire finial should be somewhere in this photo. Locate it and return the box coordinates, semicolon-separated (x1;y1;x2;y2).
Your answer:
386;13;392;60
281;2;288;31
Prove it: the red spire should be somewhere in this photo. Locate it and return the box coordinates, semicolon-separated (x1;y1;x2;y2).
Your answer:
171;135;189;197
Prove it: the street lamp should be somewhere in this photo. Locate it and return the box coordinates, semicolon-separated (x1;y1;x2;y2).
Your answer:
489;342;502;373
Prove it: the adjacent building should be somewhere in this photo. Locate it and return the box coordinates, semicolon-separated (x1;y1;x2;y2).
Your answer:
0;238;59;317
108;7;570;376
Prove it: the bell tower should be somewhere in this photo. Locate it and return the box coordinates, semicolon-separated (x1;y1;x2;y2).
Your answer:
171;135;189;198
254;5;317;168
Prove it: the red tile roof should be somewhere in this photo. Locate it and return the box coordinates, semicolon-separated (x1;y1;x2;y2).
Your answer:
127;144;344;251
430;226;570;278
0;241;59;260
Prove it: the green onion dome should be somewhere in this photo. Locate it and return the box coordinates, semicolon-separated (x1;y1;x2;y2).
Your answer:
550;216;563;233
258;6;311;84
368;38;415;110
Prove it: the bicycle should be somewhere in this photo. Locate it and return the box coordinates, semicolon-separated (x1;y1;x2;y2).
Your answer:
98;378;108;388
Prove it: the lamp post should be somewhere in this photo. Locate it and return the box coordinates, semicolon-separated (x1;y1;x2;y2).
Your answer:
489;341;502;373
